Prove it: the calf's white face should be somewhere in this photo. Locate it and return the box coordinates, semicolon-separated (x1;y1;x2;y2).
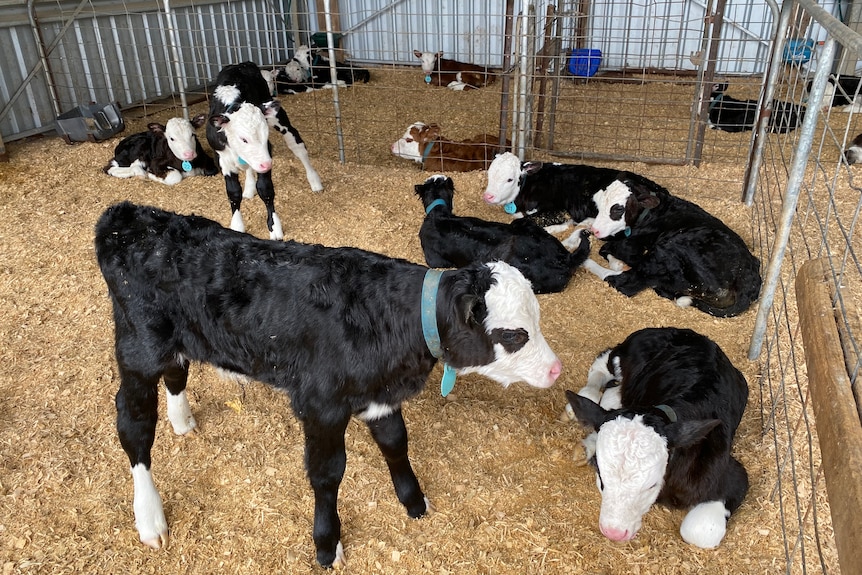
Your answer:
461;261;562;389
164;117;199;161
390;122;425;162
415;51;441;74
212;100;275;174
483;151;522;205
591;180;633;239
594;415;668;542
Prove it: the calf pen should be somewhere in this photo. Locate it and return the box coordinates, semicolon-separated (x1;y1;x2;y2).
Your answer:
0;0;860;573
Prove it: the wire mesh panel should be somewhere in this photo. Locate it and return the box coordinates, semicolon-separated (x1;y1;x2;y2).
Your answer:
747;1;862;573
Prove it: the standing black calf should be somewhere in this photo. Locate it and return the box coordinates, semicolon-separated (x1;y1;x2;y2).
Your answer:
95;201;562;569
416;175;591;294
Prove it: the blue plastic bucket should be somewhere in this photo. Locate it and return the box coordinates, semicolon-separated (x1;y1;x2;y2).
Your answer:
568;48;602;77
783;39;814;64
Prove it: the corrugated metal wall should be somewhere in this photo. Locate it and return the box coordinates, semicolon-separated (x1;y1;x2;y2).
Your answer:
0;0;844;144
0;0;296;143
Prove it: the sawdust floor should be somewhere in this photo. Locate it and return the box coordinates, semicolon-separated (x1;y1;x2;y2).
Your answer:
0;74;820;574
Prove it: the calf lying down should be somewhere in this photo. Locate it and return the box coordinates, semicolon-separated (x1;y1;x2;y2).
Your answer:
565;327;749;549
104;114;216;185
585;176;762;317
95;201;562;569
482;152;663;232
414;50;495;90
392;122;509;172
415;174;590;294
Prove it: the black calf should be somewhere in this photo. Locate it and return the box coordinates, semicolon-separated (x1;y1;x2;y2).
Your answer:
416;175;590;294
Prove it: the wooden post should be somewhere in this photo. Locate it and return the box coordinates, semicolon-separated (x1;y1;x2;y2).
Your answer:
796;257;862;575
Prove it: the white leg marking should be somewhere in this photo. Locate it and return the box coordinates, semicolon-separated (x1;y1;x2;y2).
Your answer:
561;229;586;251
331;541;347;568
283;132;324;192
599;386;622;410
131;463;169;549
269;212;284;241
242;170;257;199
544;222;573;235
230;210;245;233
166;390;197;435
680;500;730;549
606;255;629;272
675;296;693;308
579;350;614;403
148;169;183;186
582;258;623;281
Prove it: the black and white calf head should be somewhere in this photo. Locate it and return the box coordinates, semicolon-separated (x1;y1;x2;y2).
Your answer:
209;100;278;175
483;151;537;207
566;391;721;543
162;115;206;162
461;261;561;388
590;179;659;239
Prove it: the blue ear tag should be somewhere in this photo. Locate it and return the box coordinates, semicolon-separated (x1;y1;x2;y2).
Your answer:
440;363;457;397
238;157;247;166
504;202;517;214
624;227;632;237
425;75;432;84
181;160;192;172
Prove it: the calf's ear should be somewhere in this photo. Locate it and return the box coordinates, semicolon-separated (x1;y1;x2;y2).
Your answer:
565;390;608;430
523;161;544;175
191;113;208;129
209;114;230;129
664;419;721;449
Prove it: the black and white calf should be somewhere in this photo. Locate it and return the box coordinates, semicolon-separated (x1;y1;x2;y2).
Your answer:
565;327;749;549
483;151;661;231
807;74;862;110
845;133;862;165
708;82;804;133
585;175;762;317
95;201;561;569
416;175;591;294
104;114;217;185
272;45;370;94
206;61;323;240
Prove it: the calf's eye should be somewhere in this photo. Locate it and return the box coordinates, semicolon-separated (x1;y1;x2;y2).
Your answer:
610;205;625;220
491;327;529;353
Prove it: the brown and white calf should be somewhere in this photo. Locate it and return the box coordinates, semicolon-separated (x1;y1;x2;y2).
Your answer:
414;50;495;90
391;122;509;172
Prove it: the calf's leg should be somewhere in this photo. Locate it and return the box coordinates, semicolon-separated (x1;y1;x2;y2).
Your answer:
303;417;350;568
365;409;429;519
269;109;323;192
115;362;168;549
255;169;283;240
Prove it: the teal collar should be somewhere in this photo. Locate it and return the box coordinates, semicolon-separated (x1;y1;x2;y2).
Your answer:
421;269;457;397
503;202;517;214
708;92;723;112
421;141;436;164
425;198;447;214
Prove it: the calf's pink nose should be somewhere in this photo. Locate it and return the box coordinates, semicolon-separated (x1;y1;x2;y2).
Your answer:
548;359;562;382
257;160;273;173
482;193;495;203
600;525;632;542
